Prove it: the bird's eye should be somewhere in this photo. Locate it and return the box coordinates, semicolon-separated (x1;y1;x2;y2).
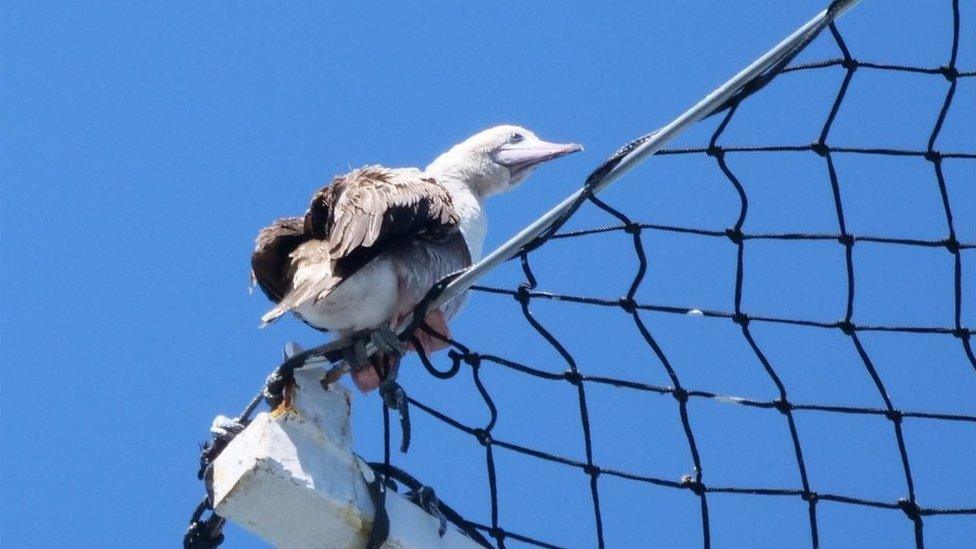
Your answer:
508;133;525;144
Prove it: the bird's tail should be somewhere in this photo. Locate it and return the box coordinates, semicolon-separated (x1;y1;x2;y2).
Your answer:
259;278;331;327
260;303;292;327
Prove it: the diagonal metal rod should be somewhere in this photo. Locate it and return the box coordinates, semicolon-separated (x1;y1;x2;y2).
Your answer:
417;2;861;323
310;0;862;373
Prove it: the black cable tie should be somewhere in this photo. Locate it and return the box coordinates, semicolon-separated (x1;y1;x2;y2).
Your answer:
198;442;217;481
364;474;391;549
364;462;494;547
405;486;448;537
203;463;216;508
379;379;411;454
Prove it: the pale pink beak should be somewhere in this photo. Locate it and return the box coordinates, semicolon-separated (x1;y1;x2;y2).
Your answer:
493;139;583;171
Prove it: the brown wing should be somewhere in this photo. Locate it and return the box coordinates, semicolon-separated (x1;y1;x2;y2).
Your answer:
250;216;308;302
256;165;461;326
305;165;460;280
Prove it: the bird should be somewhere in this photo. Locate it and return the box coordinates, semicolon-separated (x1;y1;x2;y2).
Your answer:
251;125;581;395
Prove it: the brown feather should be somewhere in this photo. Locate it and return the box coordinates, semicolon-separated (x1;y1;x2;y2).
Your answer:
253;165;462;325
251;216;308;302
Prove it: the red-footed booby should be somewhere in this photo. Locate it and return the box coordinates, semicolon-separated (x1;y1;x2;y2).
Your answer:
251;125;581;393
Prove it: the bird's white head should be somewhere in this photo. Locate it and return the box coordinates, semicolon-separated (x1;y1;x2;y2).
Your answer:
425;125;582;199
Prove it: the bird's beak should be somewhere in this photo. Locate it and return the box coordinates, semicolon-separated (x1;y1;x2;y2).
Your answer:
493;139;583;170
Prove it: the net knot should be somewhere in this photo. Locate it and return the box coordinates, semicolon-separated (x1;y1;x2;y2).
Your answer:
619;297;638;313
672;387;689;403
924;150;942;164
886;409;904;424
942;237;960;254
773;398;792;414
706;145;725;159
898;498;921;520
837;234;854;247
473;428;492;446
952;327;970;341
624;223;642;235
938;65;958;82
583;464;602;478
680;475;705;495
840;57;858;71
725;228;744;244
836;319;856;335
810;142;829;157
732;312;750;327
379;380;412;453
489;527;506;542
564;369;583;386
515;284;532;305
801;490;819;503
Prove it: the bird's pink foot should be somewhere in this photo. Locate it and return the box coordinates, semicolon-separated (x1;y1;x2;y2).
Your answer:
351;352;400;393
349;311;450;393
351;366;380;393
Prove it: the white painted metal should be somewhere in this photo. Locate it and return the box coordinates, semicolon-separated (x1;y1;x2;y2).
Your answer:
212;366;482;549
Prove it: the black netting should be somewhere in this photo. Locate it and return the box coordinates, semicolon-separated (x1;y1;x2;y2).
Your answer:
187;2;974;548
382;4;975;549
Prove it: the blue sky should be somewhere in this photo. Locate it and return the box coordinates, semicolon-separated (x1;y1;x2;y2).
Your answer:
2;1;974;548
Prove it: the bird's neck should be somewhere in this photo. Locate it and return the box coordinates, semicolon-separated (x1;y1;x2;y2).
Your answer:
435;176;488;262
